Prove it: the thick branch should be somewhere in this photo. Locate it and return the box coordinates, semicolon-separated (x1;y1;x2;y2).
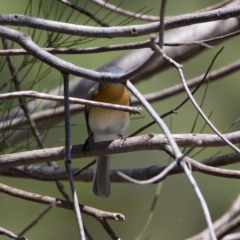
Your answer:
1;131;240;168
1;150;240;182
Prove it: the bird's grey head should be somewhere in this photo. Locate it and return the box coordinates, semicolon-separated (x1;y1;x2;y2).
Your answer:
105;66;125;74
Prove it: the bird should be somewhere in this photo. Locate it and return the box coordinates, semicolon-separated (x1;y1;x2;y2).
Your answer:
85;66;131;198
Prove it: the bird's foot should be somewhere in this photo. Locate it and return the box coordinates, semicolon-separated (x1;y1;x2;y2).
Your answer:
119;134;128;143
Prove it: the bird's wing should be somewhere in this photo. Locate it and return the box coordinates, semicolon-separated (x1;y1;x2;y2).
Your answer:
84;83;100;142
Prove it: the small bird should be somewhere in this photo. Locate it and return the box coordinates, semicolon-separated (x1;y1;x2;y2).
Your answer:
85;66;131;197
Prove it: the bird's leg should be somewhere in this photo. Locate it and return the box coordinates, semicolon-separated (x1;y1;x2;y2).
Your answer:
119;134;128;143
82;133;93;154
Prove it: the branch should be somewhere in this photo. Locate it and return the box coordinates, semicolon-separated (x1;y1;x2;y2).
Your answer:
1;132;240;168
2;150;240;182
17;205;52;238
0;91;141;114
1;28;240;57
132;59;240;104
0;104;82;132
62;72;85;239
0;226;26;240
175;50;240;154
188;194;240;240
0;182;125;221
0;25;133;83
58;0;109;27
92;0;233;21
0;132;240;168
92;0;159;21
0;5;240;38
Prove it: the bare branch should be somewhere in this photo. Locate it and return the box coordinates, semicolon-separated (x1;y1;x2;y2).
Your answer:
158;0;167;49
92;0;159;21
58;0;109;27
18;205;53;238
127;80;182;159
92;0;233;22
0;28;239;57
152;40;240;154
188;194;240;240
132;59;240;104
99;219;120;240
0;226;26;240
2;150;240;182
117;161;177;185
0;182;125;221
62;72;85;239
0;104;83;132
0;91;141;114
0;6;240;38
1;132;240;168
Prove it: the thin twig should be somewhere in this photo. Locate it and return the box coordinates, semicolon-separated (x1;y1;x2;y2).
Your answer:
117;161;177;185
129;40;227;137
162;144;217;240
187;194;240;240
0;227;27;240
181;160;217;240
1;38;44;148
63;72;85;239
18;205;53;237
58;0;109;27
92;0;233;22
154;42;240;154
196;0;233;13
155;9;216;236
83;225;94;240
132;59;240;105
92;0;159;21
99;219;120;240
2;23;71;240
159;0;167;49
127;81;182;159
10;160;96;181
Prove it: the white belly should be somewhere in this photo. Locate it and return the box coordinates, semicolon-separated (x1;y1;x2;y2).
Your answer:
88;108;130;142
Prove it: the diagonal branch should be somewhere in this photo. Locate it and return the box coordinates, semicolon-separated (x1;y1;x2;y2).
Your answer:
0;226;27;240
58;0;109;27
0;182;125;221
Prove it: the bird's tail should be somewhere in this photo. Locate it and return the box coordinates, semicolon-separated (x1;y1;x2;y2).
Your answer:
92;155;111;198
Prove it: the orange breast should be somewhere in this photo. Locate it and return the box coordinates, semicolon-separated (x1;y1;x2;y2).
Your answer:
91;83;130;106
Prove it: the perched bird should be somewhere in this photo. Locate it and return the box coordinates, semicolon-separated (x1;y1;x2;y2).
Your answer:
85;66;131;197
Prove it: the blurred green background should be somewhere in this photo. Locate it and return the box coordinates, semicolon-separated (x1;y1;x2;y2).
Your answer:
0;0;240;239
